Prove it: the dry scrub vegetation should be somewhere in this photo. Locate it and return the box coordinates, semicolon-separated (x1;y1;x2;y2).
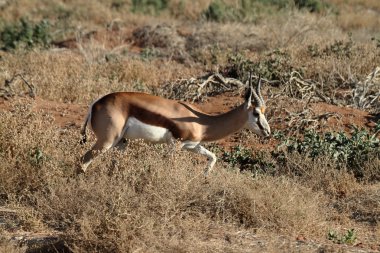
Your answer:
0;0;379;252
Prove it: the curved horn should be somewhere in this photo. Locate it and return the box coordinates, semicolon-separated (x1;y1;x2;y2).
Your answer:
244;73;253;108
255;75;265;106
249;72;262;107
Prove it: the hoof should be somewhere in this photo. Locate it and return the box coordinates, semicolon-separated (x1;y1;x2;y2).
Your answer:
76;166;86;175
203;168;210;177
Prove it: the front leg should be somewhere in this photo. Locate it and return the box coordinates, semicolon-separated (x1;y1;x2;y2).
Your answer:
181;141;217;176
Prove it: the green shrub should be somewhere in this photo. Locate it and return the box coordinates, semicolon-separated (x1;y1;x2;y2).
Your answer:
222;52;254;79
203;0;241;22
221;145;276;175
295;0;326;13
223;50;294;82
278;126;380;179
328;229;357;244
131;0;168;15
0;18;51;51
202;0;274;23
202;0;328;23
308;37;354;58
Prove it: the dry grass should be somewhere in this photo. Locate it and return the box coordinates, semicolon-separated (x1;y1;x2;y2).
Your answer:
0;50;200;103
0;1;379;252
0;101;333;252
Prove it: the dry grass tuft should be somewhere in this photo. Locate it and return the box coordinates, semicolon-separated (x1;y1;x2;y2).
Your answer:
0;240;25;253
0;50;200;103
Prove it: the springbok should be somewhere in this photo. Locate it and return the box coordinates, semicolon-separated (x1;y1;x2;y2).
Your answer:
79;74;270;175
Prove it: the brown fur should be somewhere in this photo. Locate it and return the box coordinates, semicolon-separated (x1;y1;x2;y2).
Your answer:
89;92;249;142
79;92;253;173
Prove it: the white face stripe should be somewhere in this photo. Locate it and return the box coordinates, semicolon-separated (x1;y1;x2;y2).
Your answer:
123;117;172;143
246;108;271;137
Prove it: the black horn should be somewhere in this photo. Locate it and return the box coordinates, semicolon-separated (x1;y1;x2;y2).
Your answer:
250;72;262;107
256;75;265;106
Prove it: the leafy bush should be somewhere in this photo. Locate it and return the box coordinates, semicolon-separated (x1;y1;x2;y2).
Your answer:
295;0;326;13
202;0;285;23
308;37;354;58
131;0;168;15
278;126;380;178
0;18;52;51
221;145;276;175
223;50;294;82
203;0;243;22
328;229;357;244
202;0;328;23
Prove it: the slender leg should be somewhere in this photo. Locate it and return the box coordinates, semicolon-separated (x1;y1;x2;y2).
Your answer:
181;142;217;176
79;141;113;173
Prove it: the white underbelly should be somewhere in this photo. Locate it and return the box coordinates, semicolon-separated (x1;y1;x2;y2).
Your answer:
124;117;171;143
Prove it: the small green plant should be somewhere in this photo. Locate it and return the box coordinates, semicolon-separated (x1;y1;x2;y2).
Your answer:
221;145;276;175
308;37;354;58
0;18;52;51
278;127;379;178
222;145;252;168
202;0;328;23
203;0;241;22
131;0;168;15
202;0;267;23
295;0;326;13
223;50;294;82
29;147;45;167
254;49;294;81
328;229;357;244
140;47;160;60
223;52;254;79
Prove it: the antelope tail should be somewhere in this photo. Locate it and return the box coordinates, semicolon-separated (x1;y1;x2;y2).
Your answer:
80;113;90;144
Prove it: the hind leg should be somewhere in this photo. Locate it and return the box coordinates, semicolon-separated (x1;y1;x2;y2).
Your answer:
80;106;127;173
79;140;113;174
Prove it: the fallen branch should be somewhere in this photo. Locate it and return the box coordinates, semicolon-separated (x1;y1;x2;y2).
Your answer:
160;73;246;102
1;74;36;99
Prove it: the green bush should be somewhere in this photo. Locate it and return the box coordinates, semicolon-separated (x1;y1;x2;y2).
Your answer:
0;18;52;51
278;126;380;178
202;0;276;23
295;0;326;13
328;229;357;245
202;0;328;23
203;0;241;22
223;50;294;82
131;0;168;15
221;145;276;175
308;37;354;58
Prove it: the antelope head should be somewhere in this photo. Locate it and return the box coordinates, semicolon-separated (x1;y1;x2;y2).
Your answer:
244;73;271;137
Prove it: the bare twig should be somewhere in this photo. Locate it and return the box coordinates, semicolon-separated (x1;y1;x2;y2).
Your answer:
1;74;36;99
160;73;247;102
273;108;342;135
353;66;380;109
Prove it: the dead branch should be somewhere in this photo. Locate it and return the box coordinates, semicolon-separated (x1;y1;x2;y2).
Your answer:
1;74;36;99
353;66;380;109
160;73;246;102
274;108;342;135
